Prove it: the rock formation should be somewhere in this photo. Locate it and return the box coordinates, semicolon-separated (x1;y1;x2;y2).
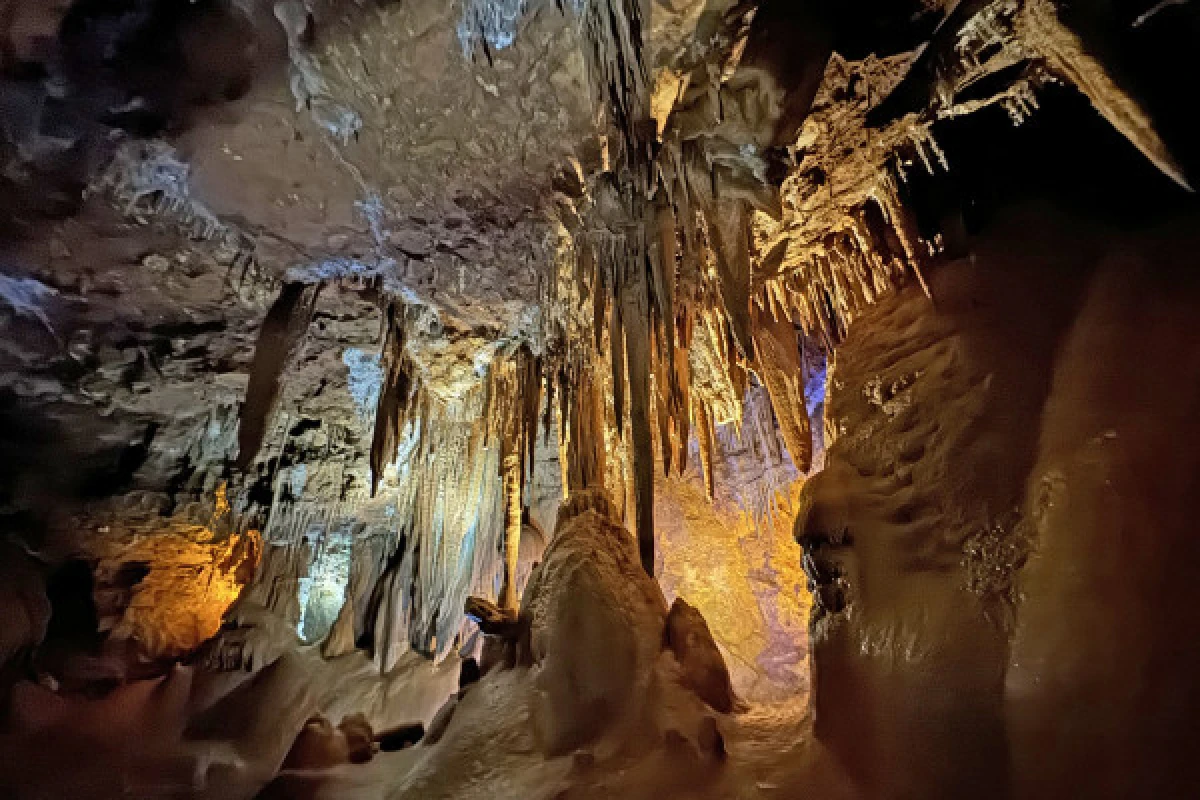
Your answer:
1;0;1199;797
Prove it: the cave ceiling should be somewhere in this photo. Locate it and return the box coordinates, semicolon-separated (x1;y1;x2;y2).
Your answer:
1;0;1195;656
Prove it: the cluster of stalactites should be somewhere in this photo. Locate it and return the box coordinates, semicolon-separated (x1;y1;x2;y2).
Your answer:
574;0;654;180
650;139;819;476
919;0;1190;188
551;0;826;574
560;0;665;575
365;300;549;654
758;182;928;350
382;385;505;661
483;349;543;610
542;0;1189;574
550;166;820;567
746;0;1195;358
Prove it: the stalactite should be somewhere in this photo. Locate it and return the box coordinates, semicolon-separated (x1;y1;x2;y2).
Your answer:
369;305;412;494
542;369;557;449
651;191;683;478
703;198;756;360
566;357;608;493
490;347;540;611
672;308;693;474
695;399;717;503
874;174;933;301
499;446;522;611
752;302;813;473
610;293;626;437
652;192;678;357
591;245;606;352
237;282;319;469
653;336;674;476
1016;0;1191;191
622;265;655;577
524;354;543;482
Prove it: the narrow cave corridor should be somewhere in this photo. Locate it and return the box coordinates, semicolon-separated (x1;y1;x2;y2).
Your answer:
2;1;1199;798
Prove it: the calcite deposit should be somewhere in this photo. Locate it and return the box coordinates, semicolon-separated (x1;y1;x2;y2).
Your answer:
2;0;1199;797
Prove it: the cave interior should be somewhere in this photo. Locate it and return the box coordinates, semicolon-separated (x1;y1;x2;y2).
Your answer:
2;0;1200;798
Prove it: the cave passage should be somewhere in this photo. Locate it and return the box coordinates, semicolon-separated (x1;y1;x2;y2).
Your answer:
1;1;1199;798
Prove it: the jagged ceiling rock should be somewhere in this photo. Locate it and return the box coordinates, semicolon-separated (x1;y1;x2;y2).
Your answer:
1;0;593;501
176;0;595;333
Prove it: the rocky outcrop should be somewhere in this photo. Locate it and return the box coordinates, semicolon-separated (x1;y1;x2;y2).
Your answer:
523;489;669;754
90;518;260;660
665;597;737;714
281;712;375;769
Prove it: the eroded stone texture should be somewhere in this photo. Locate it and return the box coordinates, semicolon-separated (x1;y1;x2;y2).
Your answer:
89;518;261;659
795;201;1093;794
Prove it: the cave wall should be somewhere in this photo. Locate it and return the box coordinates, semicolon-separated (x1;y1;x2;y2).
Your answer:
800;202;1200;797
655;472;810;704
798;209;1076;797
1006;225;1200;798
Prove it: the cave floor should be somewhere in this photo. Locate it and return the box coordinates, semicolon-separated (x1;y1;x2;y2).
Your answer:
256;693;848;800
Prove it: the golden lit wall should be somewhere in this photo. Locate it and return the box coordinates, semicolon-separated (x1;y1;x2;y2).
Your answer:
85;490;261;659
656;474;811;704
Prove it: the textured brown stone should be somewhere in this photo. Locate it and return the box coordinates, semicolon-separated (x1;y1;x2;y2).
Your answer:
664;598;737;714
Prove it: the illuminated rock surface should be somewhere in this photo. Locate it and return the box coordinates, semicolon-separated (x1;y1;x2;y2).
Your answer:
2;0;1199;797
